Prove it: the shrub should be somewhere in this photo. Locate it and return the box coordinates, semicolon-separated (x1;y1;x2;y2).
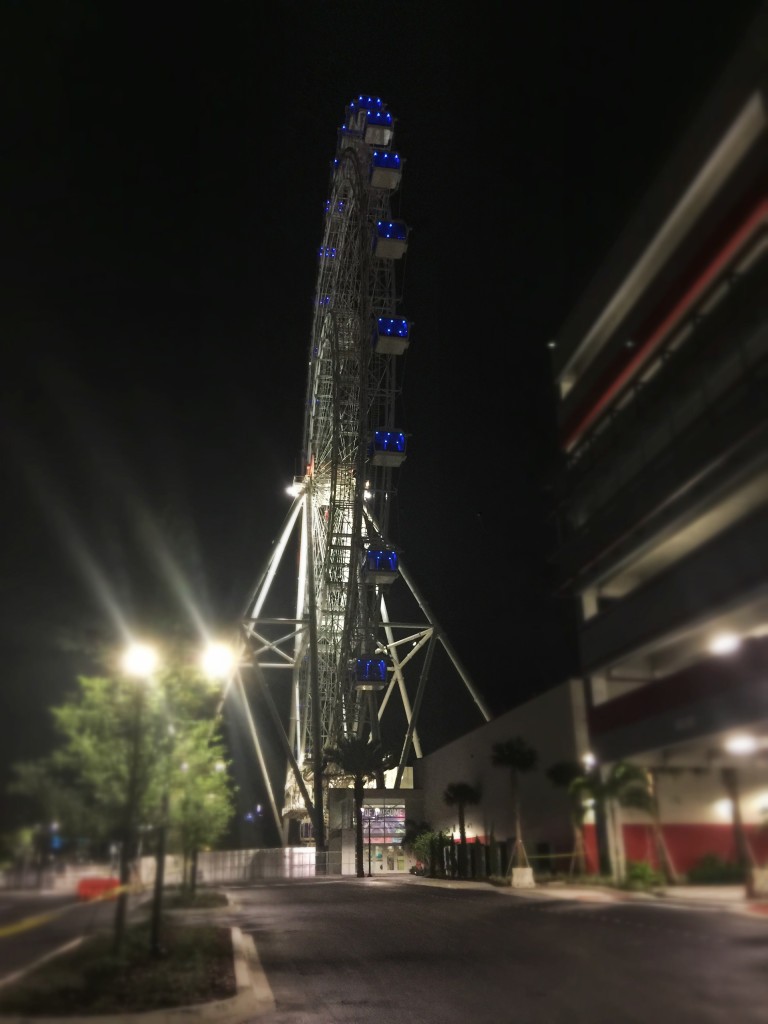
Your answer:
686;854;745;884
412;829;451;876
624;860;663;889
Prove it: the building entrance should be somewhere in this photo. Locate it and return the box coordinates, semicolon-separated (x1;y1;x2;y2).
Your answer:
363;802;408;872
367;843;407;873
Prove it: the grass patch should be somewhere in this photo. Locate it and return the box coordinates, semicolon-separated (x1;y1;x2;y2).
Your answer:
0;918;236;1016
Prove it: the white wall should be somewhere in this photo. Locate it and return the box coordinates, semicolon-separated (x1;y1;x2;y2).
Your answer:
616;761;768;826
413;680;588;857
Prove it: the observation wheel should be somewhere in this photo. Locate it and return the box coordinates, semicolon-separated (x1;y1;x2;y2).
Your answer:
238;96;490;852
302;96;406;749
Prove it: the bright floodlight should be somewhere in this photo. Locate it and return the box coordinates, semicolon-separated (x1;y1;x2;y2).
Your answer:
121;642;159;677
709;632;741;655
725;734;758;756
202;642;236;679
715;797;734;819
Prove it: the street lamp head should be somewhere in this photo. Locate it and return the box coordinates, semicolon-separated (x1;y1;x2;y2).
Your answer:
724;734;757;756
121;642;159;678
201;641;236;679
709;632;741;656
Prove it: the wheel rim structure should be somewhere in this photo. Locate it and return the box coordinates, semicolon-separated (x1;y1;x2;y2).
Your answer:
238;96;491;851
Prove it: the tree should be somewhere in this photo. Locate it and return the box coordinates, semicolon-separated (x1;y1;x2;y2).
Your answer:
443;782;481;878
173;722;234;895
618;766;679;885
545;760;588;876
31;663;234;954
324;735;394;878
491;737;538;868
412;829;451;877
402;818;431;872
47;674;166;953
720;766;755;896
569;760;673;882
8;757;101;865
402;817;432;853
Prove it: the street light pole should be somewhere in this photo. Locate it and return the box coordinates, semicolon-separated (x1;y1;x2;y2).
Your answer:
367;815;372;877
150;720;175;958
150;785;169;956
119;639;236;956
116;643;158;957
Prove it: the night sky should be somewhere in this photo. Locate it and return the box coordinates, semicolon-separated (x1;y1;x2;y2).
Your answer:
2;1;764;831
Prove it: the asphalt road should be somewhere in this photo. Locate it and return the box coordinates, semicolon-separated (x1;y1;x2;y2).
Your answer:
1;879;765;1023
222;877;768;1024
0;891;120;983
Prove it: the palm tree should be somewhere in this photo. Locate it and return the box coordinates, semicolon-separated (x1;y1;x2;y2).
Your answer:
491;737;538;868
618;766;679;884
443;782;481;878
545;760;588;875
324;735;394;878
576;760;677;882
721;766;756;897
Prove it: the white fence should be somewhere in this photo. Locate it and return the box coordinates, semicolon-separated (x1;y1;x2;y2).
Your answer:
138;847;343;886
1;847;348;891
199;847;343;882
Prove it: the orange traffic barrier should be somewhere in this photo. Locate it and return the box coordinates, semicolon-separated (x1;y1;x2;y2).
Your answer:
76;876;121;901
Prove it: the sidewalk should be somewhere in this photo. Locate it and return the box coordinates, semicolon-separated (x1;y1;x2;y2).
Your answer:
404;873;768;918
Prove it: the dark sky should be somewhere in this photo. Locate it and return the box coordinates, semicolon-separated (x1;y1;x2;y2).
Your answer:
2;1;764;827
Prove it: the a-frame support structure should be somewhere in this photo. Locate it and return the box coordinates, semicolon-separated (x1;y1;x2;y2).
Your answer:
235;487;492;846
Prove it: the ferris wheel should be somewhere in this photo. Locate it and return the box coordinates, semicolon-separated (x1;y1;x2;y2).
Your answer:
237;96;490;849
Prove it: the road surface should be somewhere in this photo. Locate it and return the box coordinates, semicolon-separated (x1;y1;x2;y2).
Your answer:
224;876;767;1024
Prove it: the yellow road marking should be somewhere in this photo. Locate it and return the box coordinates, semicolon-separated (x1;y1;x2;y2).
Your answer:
0;883;141;939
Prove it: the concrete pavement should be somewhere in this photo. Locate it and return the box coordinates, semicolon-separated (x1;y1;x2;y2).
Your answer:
406;873;768;917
